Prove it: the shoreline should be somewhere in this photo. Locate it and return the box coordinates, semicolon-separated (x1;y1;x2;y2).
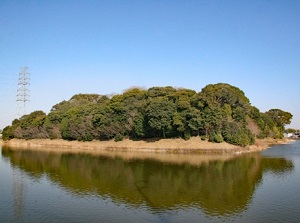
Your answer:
0;137;294;154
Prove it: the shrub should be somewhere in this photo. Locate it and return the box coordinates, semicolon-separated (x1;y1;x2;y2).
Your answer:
222;122;255;146
2;126;14;141
82;133;93;142
183;132;191;141
114;133;124;142
209;132;224;143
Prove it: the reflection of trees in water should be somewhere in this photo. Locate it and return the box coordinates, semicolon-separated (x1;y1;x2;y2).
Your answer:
2;148;294;216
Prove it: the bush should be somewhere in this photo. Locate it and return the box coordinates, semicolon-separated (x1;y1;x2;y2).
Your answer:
82;133;93;142
222;122;255;146
183;132;191;141
114;133;124;142
2;126;14;141
199;135;206;141
209;132;224;143
200;135;206;141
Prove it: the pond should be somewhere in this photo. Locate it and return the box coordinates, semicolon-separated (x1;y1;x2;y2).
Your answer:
1;141;300;223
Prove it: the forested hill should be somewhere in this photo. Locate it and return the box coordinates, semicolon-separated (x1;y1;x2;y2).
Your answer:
2;83;293;146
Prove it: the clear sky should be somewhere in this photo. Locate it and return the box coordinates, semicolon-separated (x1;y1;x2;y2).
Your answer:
1;0;299;130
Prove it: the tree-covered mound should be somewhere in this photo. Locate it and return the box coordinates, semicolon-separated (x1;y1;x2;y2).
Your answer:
2;83;292;146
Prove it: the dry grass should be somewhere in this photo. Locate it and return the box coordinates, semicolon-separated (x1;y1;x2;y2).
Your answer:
1;137;293;155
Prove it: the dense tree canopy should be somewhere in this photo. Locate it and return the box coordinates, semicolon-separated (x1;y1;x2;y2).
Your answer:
2;84;293;146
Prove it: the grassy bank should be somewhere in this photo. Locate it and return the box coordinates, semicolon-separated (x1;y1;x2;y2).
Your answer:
0;137;293;154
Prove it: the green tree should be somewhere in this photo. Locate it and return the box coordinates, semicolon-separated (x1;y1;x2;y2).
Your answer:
265;109;293;131
1;84;293;147
2;126;15;140
146;99;176;138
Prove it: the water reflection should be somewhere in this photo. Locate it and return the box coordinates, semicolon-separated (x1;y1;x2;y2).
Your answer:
1;147;294;216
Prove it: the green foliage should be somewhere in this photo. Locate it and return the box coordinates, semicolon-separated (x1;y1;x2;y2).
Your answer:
114;133;124;142
200;135;206;141
20;111;46;129
12;119;20;126
222;122;255;146
146;99;176;138
2;126;15;141
173;112;185;132
232;106;247;123
60;118;70;140
70;93;103;103
5;111;49;139
133;112;145;137
122;87;147;100
147;86;176;98
209;132;224;143
183;132;191;141
187;107;203;134
82;133;93;142
2;84;293;146
200;83;250;110
265;109;293;131
285;128;297;133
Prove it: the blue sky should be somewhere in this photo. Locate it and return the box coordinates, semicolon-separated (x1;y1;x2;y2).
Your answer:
1;0;299;129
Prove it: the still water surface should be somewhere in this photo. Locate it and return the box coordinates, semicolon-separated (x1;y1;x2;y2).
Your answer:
1;141;300;223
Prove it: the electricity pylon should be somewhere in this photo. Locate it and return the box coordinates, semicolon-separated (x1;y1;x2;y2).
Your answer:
16;67;30;119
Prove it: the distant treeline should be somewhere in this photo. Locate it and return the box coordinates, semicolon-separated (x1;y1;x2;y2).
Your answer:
2;83;293;146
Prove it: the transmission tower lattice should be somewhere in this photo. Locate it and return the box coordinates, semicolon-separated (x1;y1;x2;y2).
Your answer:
16;67;30;119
